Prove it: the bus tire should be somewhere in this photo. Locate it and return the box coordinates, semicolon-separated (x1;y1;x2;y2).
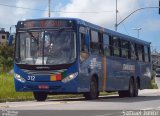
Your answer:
127;78;134;97
118;78;134;97
83;77;99;100
33;92;47;101
133;78;139;97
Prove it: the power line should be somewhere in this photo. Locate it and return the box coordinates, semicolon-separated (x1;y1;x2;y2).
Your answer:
0;3;114;14
117;12;130;36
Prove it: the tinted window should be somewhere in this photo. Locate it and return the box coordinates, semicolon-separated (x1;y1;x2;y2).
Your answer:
137;44;143;61
90;30;99;54
80;33;88;52
130;42;136;60
144;46;150;62
121;40;129;58
103;34;110;56
112;37;120;57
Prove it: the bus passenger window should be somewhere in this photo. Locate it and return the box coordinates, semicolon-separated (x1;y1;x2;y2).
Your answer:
80;33;88;52
137;45;143;61
144;46;149;62
112;37;120;57
103;34;110;56
90;30;99;54
121;40;129;58
148;47;151;62
130;42;136;60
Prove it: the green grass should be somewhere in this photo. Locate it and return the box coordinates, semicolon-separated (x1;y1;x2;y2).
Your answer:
150;71;158;89
150;77;158;89
0;73;33;102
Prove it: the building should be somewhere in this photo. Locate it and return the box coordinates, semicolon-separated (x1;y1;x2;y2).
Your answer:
0;28;9;45
151;52;160;70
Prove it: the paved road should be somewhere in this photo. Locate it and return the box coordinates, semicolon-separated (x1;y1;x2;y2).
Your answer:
0;89;160;116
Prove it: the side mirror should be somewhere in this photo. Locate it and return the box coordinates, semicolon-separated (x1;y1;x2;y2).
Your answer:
8;25;16;46
80;51;89;62
8;34;13;46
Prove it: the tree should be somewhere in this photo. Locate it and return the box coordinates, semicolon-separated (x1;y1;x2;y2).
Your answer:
0;43;13;72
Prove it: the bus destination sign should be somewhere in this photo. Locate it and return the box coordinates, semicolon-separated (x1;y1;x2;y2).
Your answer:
17;19;76;29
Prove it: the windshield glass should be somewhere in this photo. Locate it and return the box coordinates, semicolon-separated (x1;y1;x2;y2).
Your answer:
15;30;76;65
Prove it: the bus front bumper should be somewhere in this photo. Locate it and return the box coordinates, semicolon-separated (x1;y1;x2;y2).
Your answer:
14;79;78;93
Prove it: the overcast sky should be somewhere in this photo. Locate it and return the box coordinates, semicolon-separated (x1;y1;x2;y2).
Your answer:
0;0;160;51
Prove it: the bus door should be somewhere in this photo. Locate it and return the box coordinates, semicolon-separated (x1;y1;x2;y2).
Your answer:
79;28;103;92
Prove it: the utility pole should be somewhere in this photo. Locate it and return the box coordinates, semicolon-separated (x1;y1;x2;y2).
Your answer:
115;0;118;31
133;28;142;39
48;0;51;17
159;0;160;14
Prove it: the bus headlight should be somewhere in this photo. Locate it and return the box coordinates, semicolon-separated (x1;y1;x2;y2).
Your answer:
14;73;26;83
62;72;78;83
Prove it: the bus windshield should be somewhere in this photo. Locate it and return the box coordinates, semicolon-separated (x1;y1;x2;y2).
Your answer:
15;30;76;65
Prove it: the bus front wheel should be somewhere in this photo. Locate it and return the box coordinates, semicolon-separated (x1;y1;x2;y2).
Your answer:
83;77;99;100
33;92;47;101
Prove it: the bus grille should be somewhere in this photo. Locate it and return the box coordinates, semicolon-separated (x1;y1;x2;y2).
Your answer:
22;69;67;75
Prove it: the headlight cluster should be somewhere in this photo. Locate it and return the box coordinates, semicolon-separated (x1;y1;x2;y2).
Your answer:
14;73;26;83
62;72;78;83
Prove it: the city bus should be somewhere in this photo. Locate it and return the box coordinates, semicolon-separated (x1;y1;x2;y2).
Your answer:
10;18;152;101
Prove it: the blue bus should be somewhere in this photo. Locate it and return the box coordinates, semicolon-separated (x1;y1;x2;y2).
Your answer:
12;18;151;101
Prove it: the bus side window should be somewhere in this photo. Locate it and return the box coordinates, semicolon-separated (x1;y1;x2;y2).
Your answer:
144;46;150;62
103;34;110;56
80;33;89;52
130;42;136;60
98;32;103;54
137;44;143;61
121;40;129;58
112;36;120;57
135;44;139;60
148;47;151;62
90;30;99;54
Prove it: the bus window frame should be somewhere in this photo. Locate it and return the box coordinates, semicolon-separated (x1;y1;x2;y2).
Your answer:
121;39;129;59
102;33;111;56
90;29;100;54
144;45;150;63
111;36;121;57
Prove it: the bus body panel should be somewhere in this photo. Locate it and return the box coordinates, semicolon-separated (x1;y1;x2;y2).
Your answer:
137;62;151;89
78;54;103;92
14;61;82;93
106;57;134;91
106;56;151;91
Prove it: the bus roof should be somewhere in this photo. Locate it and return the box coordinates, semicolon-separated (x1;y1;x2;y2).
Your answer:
18;17;151;46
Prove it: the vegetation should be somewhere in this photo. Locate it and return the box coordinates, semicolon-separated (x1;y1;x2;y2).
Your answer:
0;73;33;102
0;43;13;72
150;71;158;89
